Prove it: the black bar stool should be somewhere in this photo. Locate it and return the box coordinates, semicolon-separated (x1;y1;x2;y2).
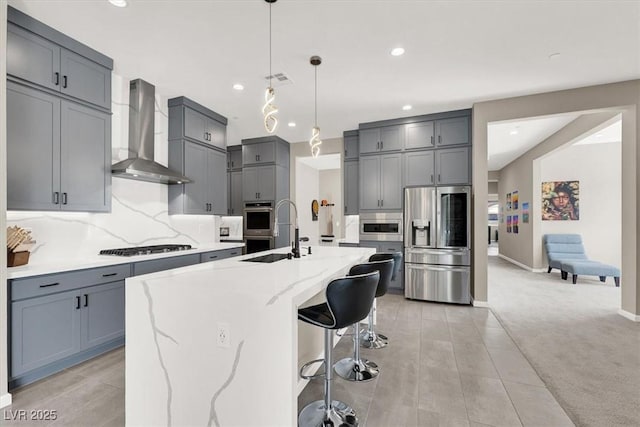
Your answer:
298;271;380;427
360;252;403;349
333;259;394;382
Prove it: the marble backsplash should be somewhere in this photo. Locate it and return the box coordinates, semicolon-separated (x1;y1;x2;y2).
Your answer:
344;215;359;242
6;73;219;265
219;216;243;240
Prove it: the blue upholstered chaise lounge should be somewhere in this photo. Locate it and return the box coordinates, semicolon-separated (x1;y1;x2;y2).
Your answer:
543;234;620;286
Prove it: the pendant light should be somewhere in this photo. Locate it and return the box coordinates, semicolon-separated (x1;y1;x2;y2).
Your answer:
309;55;322;158
262;0;278;133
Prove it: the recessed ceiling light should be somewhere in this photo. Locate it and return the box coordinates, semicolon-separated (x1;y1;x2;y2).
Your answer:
402;105;412;111
548;52;561;60
390;47;405;57
595;133;603;138
288;122;296;127
509;129;519;136
108;0;127;7
232;83;244;91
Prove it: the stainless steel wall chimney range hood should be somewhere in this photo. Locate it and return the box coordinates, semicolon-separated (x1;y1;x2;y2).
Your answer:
111;79;191;184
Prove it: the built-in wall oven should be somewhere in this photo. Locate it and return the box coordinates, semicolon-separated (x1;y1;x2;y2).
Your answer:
359;212;403;242
244;202;275;254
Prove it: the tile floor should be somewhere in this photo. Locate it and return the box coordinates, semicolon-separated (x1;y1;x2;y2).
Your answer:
3;294;573;426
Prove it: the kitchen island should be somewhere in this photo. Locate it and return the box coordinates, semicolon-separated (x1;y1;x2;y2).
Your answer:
125;245;375;426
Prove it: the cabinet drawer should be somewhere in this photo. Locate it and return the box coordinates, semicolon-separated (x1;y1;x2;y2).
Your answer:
10;264;131;301
200;248;242;263
132;254;200;276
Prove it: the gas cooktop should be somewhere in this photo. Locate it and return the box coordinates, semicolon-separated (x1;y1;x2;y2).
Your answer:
99;244;193;257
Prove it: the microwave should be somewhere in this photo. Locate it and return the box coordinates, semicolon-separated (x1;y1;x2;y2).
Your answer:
243;202;274;237
359;212;403;242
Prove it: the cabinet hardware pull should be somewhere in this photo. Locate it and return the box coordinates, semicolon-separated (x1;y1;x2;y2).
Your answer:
381;141;383;149
230;252;238;255
438;135;441;144
53;192;60;204
62;75;68;88
76;296;81;309
381;199;384;207
345;206;347;213
54;72;60;85
430;174;434;183
209;255;218;259
62;192;68;205
102;273;117;277
39;282;60;288
84;294;89;307
431;135;434;145
438;174;441;182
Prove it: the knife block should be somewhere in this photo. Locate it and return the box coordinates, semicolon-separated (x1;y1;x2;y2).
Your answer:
8;250;30;267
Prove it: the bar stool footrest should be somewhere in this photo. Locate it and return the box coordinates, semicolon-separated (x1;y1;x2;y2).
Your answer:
300;358;325;380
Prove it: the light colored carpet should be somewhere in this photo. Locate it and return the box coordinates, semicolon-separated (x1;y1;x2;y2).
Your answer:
488;256;640;427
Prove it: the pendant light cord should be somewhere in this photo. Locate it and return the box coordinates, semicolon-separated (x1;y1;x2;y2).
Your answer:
314;65;318;126
269;3;272;88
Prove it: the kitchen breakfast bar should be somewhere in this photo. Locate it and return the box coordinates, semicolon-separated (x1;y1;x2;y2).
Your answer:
125;246;375;426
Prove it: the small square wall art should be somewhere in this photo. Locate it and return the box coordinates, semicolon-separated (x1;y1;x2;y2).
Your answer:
507;215;512;233
506;193;511;210
512;191;519;210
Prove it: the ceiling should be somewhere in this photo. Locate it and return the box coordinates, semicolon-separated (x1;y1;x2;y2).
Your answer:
8;0;640;158
574;118;622;146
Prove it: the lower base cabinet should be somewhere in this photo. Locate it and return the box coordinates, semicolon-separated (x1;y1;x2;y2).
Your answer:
353;240;404;291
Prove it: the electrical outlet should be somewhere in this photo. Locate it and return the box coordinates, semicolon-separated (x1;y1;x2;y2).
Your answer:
217;322;231;348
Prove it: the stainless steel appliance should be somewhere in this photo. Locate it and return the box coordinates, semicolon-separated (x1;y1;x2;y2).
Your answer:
359;212;403;242
243;202;274;237
404;186;471;304
244;236;274;254
99;244;192;256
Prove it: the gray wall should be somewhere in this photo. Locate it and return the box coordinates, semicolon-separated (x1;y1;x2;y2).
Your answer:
473;80;639;318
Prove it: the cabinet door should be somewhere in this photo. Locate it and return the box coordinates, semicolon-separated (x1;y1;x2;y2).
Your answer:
242;167;258;201
60;101;111;212
7;24;61;91
380;125;404;152
228;148;242;170
208;149;228;215
344;160;359;215
80;282;125;350
344;135;359;160
358;128;380;154
377;241;404;290
230;170;244;215
7;82;61;211
11;290;81;377
242;142;275;165
206;119;226;151
436;116;470;147
257;166;276;201
183;142;209;214
404;150;435;186
380;154;402;209
405;121;435;150
184;107;208;144
359;156;380;210
60;49;111;109
435;147;470;185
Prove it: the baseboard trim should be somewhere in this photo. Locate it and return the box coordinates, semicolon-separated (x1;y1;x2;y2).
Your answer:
497;254;544;272
472;300;489;308
618;309;640;322
0;393;12;408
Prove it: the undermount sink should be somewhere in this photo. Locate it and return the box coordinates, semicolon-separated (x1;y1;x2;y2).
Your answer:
242;253;290;263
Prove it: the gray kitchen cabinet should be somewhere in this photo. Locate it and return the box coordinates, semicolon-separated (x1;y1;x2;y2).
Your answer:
80;281;125;350
359;125;404;154
358;240;404;291
7;22;111;110
404;150;435;186
242;141;276;166
168;140;228;216
200;248;242;263
7;82;111;212
435;116;470;147
228;170;243;215
344;130;359;160
168;97;228;152
227;146;242;170
11;289;81;378
344;160;359;215
435;146;470;185
243;165;276;201
359;153;402;211
132;254;201;276
405;121;435;150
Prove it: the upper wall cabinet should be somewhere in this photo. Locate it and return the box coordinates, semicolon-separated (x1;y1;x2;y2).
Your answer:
435;116;470;147
227;146;242;171
404;121;435;150
7;22;111;110
168;97;228;151
359;125;404;154
344;130;359;160
241;136;290;167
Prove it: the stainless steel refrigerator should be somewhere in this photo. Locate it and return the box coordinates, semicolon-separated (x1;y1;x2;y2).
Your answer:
404;186;471;304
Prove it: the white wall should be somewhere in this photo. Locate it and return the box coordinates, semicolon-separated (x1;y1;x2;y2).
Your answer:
294;161;320;244
1;0;10;408
318;169;342;238
541;142;621;266
6;74;219;265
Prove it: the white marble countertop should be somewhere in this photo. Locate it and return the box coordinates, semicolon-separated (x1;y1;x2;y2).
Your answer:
7;242;245;280
125;245;375;427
